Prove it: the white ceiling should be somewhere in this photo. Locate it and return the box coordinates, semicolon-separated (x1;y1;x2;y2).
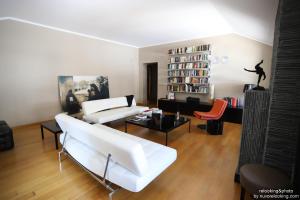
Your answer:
0;0;278;47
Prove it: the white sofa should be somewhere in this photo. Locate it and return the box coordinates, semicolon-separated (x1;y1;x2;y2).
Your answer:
55;114;177;198
82;97;149;124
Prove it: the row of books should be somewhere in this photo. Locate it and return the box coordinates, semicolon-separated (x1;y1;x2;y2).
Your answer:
168;77;209;84
186;85;209;93
168;62;209;70
168;44;211;55
168;85;185;92
168;85;209;93
168;69;209;77
223;97;244;108
170;54;209;63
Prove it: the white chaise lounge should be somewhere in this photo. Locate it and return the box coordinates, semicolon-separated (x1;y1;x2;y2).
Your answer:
55;114;177;199
82;96;149;124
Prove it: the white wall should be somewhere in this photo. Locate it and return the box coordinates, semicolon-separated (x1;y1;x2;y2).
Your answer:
0;20;138;127
138;34;273;103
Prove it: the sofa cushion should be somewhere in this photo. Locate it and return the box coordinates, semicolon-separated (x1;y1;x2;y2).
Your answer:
55;114;148;176
82;97;128;116
131;98;137;106
83;106;149;124
59;121;177;192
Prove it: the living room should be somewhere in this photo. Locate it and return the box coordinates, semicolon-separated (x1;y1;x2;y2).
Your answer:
0;0;299;200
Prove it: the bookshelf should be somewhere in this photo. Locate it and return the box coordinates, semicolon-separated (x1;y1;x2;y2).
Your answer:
167;44;211;94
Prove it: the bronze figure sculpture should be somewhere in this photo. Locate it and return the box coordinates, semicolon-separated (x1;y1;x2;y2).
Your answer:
244;60;266;90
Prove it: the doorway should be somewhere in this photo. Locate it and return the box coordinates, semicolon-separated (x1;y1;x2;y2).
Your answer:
146;63;158;106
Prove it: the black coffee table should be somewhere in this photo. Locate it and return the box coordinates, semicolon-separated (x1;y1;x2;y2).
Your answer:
125;114;190;146
40;120;62;149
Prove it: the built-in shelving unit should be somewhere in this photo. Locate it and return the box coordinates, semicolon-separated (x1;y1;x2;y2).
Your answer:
167;45;211;94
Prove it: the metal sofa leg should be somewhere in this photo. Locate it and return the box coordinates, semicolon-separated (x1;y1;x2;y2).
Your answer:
109;188;120;200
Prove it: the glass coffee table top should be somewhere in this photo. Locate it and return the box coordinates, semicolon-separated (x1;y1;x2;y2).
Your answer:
125;114;191;145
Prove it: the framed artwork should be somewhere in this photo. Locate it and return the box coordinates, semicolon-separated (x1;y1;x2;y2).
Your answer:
58;75;109;114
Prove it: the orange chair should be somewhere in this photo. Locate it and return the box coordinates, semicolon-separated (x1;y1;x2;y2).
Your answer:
194;99;228;135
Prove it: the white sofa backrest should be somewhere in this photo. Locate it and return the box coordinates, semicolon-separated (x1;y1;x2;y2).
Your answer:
55;113;148;176
82;97;130;116
132;98;137;106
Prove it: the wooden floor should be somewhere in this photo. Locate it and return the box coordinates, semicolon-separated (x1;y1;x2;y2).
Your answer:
0;117;242;200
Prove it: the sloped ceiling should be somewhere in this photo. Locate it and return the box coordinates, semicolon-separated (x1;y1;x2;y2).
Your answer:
0;0;278;47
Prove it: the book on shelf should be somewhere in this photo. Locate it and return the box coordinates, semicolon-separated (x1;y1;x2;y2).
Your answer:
185;77;190;83
168;62;209;70
169;54;209;63
186;47;193;53
191;77;199;84
168;44;211;55
167;44;211;94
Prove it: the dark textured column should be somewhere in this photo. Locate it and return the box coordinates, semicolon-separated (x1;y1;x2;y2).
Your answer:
263;0;300;181
236;90;270;179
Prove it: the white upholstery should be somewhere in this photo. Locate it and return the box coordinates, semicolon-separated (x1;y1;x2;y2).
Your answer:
56;114;148;176
82;97;128;116
55;114;177;192
131;98;137;106
84;106;148;124
82;97;149;124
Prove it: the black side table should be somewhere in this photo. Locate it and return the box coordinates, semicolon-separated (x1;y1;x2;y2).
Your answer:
40;120;62;150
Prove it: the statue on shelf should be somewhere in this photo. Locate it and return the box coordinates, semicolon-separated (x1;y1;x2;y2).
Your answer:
244;60;266;90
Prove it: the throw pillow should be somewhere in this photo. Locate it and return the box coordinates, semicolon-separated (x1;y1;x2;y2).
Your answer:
125;95;134;107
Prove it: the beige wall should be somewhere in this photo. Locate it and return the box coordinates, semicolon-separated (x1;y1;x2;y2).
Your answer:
138;34;273;103
0;20;139;127
0;20;273;127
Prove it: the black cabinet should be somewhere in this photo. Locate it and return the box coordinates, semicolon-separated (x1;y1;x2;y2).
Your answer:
222;107;243;124
158;98;243;124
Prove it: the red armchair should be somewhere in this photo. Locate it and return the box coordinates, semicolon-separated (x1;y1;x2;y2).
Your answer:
194;99;228;134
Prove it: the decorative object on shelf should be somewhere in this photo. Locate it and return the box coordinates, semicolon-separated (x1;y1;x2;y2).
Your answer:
167;44;211;94
221;56;229;64
58;75;109;114
210;55;229;64
167;92;175;100
243;60;266;90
